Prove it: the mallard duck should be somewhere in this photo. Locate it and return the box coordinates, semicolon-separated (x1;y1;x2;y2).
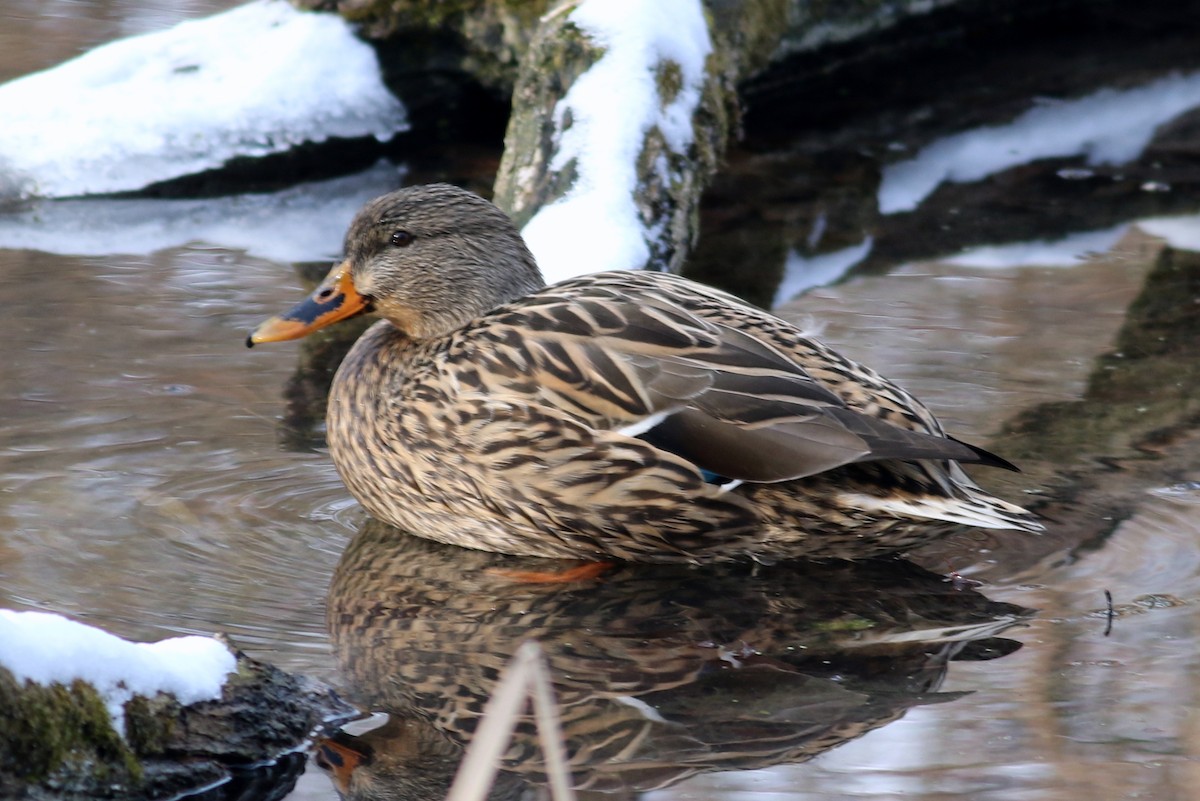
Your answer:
248;183;1042;562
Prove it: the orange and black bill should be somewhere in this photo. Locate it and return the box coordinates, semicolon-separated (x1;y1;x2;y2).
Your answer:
246;259;371;347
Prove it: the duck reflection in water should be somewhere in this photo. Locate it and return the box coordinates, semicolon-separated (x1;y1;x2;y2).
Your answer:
314;521;1032;799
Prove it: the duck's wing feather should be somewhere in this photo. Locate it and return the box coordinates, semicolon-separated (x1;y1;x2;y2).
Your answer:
459;272;1005;484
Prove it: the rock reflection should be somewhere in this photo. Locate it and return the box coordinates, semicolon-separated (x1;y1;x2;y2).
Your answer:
318;521;1032;798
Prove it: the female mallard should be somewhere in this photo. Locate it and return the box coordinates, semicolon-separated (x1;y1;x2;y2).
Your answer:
248;183;1041;562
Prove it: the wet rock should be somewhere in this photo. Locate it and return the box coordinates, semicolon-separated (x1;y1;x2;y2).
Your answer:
293;0;551;91
0;636;357;801
688;0;1200;304
0;672;143;797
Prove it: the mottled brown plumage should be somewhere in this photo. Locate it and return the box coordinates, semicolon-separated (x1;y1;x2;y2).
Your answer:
249;183;1042;561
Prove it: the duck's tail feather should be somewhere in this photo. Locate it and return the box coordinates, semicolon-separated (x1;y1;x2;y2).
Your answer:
836;486;1045;533
947;435;1022;473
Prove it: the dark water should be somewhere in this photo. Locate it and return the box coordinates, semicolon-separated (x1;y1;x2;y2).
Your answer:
3;3;1200;801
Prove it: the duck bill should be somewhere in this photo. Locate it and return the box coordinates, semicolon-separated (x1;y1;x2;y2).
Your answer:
246;260;369;347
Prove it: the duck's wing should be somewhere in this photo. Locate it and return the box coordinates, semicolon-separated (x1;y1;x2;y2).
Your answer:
458;272;1009;484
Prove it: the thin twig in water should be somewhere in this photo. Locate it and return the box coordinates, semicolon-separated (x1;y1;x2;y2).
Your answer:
1104;589;1114;637
445;641;576;801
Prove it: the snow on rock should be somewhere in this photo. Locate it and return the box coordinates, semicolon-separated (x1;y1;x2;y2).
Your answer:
0;0;407;200
520;0;712;283
1137;214;1200;252
878;71;1200;214
0;609;236;733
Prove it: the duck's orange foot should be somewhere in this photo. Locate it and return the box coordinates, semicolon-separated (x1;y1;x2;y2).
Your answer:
487;561;614;584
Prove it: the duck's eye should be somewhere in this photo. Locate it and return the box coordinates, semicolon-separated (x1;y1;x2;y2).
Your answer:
390;230;415;247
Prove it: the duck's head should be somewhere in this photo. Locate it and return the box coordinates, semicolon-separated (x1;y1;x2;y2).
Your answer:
247;183;544;347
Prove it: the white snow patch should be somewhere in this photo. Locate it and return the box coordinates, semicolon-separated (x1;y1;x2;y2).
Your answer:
773;237;873;307
0;0;407;199
940;225;1129;269
520;0;712;282
1136;214;1200;252
0;610;236;734
878;71;1200;214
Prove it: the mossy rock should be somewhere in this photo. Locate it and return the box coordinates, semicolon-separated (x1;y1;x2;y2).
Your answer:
0;671;142;793
0;638;358;801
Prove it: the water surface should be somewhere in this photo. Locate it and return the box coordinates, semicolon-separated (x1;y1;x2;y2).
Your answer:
3;3;1200;801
